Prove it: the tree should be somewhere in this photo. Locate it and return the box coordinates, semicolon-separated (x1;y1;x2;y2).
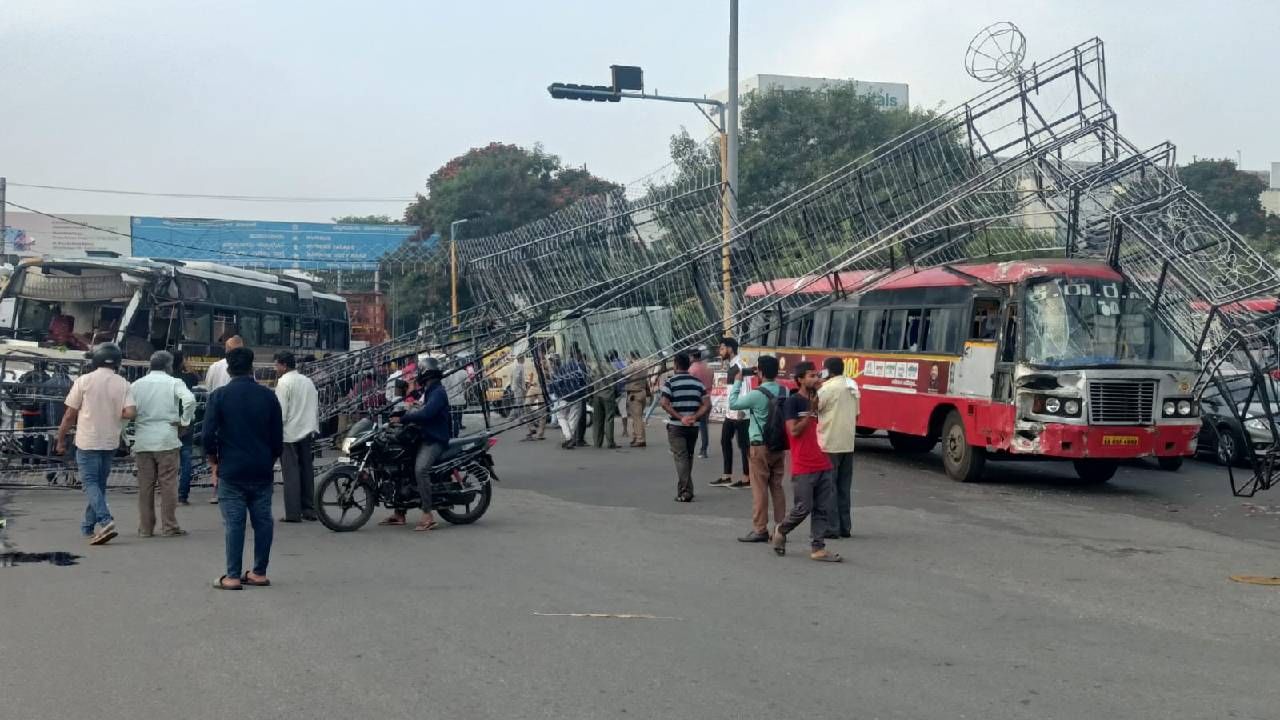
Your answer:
397;142;620;327
1178;159;1267;237
332;214;395;225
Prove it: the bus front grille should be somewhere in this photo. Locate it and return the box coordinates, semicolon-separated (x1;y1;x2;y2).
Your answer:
1087;380;1156;425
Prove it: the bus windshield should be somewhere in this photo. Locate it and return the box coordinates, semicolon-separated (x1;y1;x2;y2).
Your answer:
1023;276;1194;368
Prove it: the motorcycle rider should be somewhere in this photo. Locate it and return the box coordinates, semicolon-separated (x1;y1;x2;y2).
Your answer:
378;358;451;531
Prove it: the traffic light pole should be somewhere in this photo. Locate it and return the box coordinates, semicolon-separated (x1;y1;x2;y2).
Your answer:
547;85;736;335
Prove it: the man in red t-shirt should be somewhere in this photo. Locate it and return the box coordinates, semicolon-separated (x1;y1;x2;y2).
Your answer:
771;362;842;562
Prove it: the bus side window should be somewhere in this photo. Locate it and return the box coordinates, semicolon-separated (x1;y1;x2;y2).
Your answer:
213;309;238;343
903;309;924;351
262;314;283;346
240;313;261;346
183;306;211;346
856;308;885;350
971;299;1000;340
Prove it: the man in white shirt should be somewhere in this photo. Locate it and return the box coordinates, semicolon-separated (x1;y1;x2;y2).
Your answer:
203;335;244;504
131;350;196;538
509;355;528;421
55;342;137;546
274;351;320;523
715;337;752;489
204;335;244;393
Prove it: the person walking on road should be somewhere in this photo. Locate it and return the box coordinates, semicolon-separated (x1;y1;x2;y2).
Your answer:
170;351;199;506
551;353;587;449
131;351;196;538
817;357;860;538
205;347;282;590
728;355;788;542
274;351;320;523
509;355;528;422
591;359;619;449
522;355;549;441
660;352;709;503
717;338;751;488
55;343;137;546
624;350;651;447
771;362;841;563
203;335;244;505
687;348;714;459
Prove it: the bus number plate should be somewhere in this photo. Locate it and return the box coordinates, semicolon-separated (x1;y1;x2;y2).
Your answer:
1102;435;1139;446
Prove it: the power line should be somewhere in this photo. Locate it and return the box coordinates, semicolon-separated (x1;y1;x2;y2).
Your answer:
8;182;414;203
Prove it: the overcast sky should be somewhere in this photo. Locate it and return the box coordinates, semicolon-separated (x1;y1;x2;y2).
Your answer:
3;0;1276;224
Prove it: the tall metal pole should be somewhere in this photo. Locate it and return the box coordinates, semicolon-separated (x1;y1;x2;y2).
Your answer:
723;0;739;337
450;218;469;328
1;177;7;257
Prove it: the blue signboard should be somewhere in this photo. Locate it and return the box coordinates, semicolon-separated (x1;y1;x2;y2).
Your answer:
130;216;419;269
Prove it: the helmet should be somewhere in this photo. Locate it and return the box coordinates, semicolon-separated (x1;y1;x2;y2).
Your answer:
417;357;444;383
90;342;123;369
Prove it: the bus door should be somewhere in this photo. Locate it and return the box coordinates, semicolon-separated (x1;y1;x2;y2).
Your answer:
992;299;1019;404
953;295;1001;399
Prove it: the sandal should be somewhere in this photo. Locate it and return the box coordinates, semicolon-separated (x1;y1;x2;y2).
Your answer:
240;573;271;587
377;516;407;526
771;528;787;557
810;549;843;563
212;575;242;590
413;519;440;532
674;493;694;503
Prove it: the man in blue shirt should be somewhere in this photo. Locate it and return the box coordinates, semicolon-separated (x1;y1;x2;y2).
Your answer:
204;347;283;590
380;358;451;532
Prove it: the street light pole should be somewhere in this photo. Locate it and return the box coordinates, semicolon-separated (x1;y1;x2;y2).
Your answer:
449;218;470;328
724;0;739;336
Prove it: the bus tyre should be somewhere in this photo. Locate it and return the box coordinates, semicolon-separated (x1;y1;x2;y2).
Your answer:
941;411;985;483
888;432;936;454
1156;457;1183;472
855;426;877;438
1073;459;1118;484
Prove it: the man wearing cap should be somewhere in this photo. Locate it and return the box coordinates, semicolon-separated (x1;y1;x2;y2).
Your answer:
379;358;450;532
131;350;196;538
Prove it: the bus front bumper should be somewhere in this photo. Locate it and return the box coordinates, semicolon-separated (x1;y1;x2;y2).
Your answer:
1027;423;1199;459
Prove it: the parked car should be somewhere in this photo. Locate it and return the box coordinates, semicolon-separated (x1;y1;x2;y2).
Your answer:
1196;373;1280;465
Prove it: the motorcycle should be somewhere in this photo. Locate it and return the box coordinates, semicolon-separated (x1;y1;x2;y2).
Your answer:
314;412;498;532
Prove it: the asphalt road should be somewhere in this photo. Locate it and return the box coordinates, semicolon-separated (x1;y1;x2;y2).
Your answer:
1;418;1277;720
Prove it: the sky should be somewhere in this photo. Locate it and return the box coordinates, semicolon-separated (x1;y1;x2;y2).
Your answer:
2;0;1277;225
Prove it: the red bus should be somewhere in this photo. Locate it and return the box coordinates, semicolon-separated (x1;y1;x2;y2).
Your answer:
741;259;1201;483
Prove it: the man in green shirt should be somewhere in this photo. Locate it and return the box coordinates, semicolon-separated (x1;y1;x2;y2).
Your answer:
728;355;787;543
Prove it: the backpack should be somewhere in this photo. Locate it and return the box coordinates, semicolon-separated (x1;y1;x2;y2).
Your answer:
758;386;789;452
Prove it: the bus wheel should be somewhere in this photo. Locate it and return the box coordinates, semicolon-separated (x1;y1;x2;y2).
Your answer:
1073;459;1118;484
1156;457;1184;472
855;426;877;438
888;432;936;454
941;411;985;482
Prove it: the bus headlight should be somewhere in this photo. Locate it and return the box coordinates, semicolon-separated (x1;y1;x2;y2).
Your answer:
1163;398;1198;418
1032;394;1081;418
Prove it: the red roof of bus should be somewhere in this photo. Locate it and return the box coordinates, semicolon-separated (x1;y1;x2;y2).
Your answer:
743;260;1122;298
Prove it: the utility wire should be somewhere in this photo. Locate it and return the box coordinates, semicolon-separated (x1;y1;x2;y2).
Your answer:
7;182;413;203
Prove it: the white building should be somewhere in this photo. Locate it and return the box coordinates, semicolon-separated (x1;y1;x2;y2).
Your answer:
712;73;909;110
1261;162;1280;218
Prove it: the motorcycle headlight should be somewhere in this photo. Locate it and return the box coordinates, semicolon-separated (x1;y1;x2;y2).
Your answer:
1163;400;1177;417
1044;397;1061;414
341;438;355;455
1177;400;1192;416
1064;399;1080;416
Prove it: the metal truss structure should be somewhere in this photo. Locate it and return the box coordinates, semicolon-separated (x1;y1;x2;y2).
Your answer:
8;33;1280;500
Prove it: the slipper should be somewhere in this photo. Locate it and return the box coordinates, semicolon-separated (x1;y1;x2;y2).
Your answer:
413;520;440;532
377;516;407;526
810;550;843;563
213;575;242;590
240;573;271;587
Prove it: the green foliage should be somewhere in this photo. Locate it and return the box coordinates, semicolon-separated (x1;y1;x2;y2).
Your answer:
1179;159;1280;258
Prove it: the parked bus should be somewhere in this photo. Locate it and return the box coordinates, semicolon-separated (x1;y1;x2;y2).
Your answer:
0;256;349;372
741;259;1201;483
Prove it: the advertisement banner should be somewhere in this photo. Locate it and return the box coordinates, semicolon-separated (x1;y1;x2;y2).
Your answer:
2;212;132;257
130;216;416;269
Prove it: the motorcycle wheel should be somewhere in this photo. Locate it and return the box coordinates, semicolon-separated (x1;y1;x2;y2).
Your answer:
437;473;493;525
315;465;377;532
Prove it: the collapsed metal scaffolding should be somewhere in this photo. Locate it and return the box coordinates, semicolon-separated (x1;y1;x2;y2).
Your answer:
7;31;1280;500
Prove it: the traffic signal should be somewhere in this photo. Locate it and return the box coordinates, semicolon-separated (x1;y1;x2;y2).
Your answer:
547;83;621;102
